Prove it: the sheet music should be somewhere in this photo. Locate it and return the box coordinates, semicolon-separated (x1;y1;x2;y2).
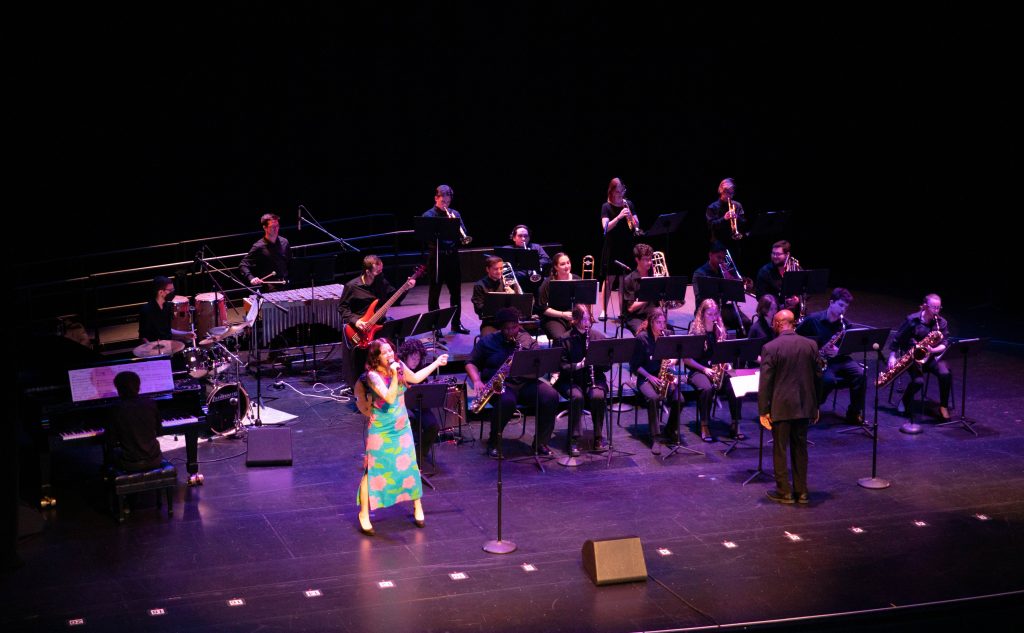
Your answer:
69;359;174;403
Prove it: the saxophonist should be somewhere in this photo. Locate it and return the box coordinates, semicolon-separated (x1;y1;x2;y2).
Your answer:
629;311;683;455
887;294;952;420
555;306;610;455
423;184;471;336
471;256;512;337
796;288;866;424
685;299;745;443
466;307;559;459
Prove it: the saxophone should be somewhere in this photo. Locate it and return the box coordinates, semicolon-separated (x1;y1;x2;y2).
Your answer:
876;330;944;387
655;358;677;399
470;340;521;414
817;316;846;371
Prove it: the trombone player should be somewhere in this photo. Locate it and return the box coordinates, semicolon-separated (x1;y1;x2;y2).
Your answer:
509;224;551;296
423;184;471;336
472;256;514;337
887;293;952;420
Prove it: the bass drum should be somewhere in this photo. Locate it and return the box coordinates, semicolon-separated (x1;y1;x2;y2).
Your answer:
206;382;249;435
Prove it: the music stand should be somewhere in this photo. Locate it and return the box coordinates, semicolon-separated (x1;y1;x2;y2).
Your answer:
411;306;458;352
746;210;791;240
482;293;535;323
548;279;599;313
780;269;830;305
290;255;336;382
494;247;541;277
376;314;419;347
712;338;765;456
591;337;641;448
507;348;562;472
835;328;890;439
643;212;687;262
405;383;449;490
414;217;462;286
652;335;707;460
694;276;747;334
936;337;987;436
638;276;688;321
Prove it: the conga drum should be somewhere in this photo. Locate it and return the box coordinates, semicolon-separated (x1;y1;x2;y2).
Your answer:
170;295;191;331
195;292;228;339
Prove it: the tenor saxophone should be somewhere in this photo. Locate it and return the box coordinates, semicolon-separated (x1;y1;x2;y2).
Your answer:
470;340;521;414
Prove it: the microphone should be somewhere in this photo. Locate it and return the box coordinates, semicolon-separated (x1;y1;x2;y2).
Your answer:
614;260;632;273
297;207;302;231
389;361;401;372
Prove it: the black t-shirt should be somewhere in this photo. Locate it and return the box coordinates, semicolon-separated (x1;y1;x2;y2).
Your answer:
138;299;173;342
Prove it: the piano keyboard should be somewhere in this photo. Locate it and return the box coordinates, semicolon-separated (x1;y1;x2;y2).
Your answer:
59;416;200;441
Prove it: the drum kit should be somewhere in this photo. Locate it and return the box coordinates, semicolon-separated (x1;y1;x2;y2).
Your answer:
134;292;254;436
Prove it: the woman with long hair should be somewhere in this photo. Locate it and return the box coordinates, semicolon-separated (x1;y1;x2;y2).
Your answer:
630;311;683;454
685;299;744;442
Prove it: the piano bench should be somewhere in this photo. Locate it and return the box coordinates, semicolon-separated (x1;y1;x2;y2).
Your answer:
105;460;177;523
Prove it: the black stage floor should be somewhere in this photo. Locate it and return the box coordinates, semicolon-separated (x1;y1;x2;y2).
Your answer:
6;286;1024;632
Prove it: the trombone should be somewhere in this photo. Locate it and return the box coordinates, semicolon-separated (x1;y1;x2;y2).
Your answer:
500;262;523;294
581;255;595;279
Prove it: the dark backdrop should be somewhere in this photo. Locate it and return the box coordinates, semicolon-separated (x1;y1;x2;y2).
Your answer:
20;4;1011;316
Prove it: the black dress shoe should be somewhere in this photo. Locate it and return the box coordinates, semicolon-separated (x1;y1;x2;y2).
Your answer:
846;411;865;425
766;490;795;504
487;447;500;459
451;325;471;335
796;493;810;505
358;521;376;536
537;445;553;457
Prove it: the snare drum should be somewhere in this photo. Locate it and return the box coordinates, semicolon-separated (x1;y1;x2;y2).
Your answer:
181;346;211;379
195;292;228;339
170;295;191;331
206;382;249;435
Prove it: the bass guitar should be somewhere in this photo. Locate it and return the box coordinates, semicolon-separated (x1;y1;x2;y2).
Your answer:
344;265;425;349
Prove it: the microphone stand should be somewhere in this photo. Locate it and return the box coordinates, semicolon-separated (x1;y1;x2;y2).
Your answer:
298;204;361;253
858;344;890;489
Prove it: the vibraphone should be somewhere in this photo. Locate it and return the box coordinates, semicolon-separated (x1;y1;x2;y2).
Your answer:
245;283;346;348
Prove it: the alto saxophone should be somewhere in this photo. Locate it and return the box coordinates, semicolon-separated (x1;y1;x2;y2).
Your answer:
876;330;944;387
817;316;846;371
470;340;521;414
655;357;677;399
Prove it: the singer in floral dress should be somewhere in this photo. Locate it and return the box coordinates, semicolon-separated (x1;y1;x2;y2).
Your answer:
356;338;447;535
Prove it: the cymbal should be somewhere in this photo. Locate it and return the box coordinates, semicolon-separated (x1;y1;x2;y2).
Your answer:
133;339;185;358
200;322;251;346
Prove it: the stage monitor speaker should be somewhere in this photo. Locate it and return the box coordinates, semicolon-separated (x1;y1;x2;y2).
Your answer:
246;427;293;466
581;536;648;586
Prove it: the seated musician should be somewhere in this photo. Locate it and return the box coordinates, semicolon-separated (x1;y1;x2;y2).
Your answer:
239;212;292;288
554;306;609;455
397;338;441;464
620;243;657;336
471;256;513;337
138;276;196;344
537;252;579;341
754;240;801;314
684;299;744;442
747;295;778;343
888;293;952;420
629;311;682;454
338;255;408;387
106;371;164;472
466;307;558;459
796;287;866;424
509;224;551;296
692;241;752;334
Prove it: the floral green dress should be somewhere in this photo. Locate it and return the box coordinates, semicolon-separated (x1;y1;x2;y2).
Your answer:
359;372;422;510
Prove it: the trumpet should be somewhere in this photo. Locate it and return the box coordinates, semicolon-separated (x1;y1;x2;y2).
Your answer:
581;255;595;280
727;197;742;240
500;262;523;294
623;199;644;236
443;206;472;245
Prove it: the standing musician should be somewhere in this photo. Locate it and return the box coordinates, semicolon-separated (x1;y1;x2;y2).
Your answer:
509;224;551;297
706;177;747;245
888;293;952;420
423;184;471;336
138;276;197;344
466;307;559;459
537;252;580;341
239;212;292;287
554;306;610;455
471;256;513;337
620;243;657;336
685;299;745;442
599;177;639;321
692;241;752;333
338;255;409;387
796;287;866;424
630;311;683;454
754;240;802;314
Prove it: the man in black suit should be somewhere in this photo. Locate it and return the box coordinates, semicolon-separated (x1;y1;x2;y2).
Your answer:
758;309;822;505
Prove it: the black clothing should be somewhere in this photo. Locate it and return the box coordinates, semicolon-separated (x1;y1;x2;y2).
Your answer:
600;201;636;276
469;330;557;450
510;243;552;296
797;310;865;415
891;311;953;409
620;270;656;335
706;198;747;243
554;327;609;441
239;235;292;285
536;274;580;341
471;276;506;335
685;331;743;426
423;207;466;326
747;316;776;342
106;396;164;472
692;262;752;333
138;299;174;342
630;330;682;440
758;329;822;497
339;273;398;386
754;262;784;304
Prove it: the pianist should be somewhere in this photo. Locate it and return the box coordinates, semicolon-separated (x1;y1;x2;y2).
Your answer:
106;371;165;472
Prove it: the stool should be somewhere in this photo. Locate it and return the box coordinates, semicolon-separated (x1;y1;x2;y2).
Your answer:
106;460;177;523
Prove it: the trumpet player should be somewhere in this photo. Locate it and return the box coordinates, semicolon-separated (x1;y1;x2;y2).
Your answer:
630;311;683;454
423;184;470;336
685;299;744;443
887;294;952;420
706;178;747;244
754;240;802;314
555;306;610;455
471;256;513;337
537;252;579;340
466;307;558;459
620;243;657;336
796;288;866;424
599;177;639;321
509;224;551;296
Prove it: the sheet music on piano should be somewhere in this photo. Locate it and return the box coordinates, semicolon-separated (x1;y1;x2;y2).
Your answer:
68;359;175;403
